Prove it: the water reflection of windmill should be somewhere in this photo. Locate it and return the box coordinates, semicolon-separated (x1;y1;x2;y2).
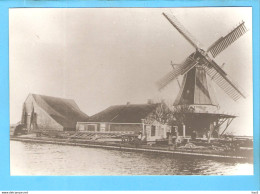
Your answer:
157;12;248;137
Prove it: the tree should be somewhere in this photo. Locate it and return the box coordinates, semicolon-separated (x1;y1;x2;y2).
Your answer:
144;102;172;125
169;105;195;127
145;102;194;126
144;102;195;146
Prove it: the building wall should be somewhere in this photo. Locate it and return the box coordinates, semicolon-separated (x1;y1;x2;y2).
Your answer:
109;123;142;134
144;123;171;142
23;94;63;131
77;123;98;131
77;122;142;134
77;121;172;141
33;104;63;131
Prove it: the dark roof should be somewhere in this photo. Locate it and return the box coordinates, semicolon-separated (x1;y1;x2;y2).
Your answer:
32;94;89;128
89;103;159;123
174;67;218;106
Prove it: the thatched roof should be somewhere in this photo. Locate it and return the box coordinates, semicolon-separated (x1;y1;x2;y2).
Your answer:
89;103;159;123
31;94;89;129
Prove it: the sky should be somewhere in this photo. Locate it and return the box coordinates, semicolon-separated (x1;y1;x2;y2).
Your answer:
9;7;253;135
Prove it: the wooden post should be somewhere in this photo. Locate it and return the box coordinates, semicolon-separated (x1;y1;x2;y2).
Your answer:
183;124;186;137
175;126;179;148
208;123;214;143
168;127;173;147
108;123;111;132
141;119;145;137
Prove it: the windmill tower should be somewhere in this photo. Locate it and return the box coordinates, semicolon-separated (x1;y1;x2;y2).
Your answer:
157;12;248;137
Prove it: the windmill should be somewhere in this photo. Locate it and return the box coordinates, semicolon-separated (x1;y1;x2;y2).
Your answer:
157;12;248;138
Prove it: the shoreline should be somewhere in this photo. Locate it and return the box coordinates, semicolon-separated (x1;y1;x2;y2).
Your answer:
10;136;253;163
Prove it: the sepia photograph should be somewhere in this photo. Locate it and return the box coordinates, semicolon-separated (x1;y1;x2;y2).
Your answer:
9;7;253;176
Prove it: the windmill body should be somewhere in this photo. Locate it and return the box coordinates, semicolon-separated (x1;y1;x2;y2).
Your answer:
173;52;218;107
157;13;248;137
172;50;227;137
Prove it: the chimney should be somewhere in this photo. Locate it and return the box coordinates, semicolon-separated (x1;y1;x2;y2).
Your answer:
126;101;131;105
147;99;153;104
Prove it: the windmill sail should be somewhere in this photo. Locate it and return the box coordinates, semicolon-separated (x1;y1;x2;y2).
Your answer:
207;21;247;58
157;55;198;90
162;13;201;49
203;60;246;101
160;12;247;102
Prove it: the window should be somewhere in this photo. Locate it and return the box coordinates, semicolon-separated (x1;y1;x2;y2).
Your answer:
151;125;156;136
87;125;96;131
78;125;84;131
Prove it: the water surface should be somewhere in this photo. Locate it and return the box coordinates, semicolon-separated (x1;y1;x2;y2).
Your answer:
10;141;253;175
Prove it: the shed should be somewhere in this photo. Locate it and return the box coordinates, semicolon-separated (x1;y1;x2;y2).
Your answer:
76;102;172;141
21;93;89;131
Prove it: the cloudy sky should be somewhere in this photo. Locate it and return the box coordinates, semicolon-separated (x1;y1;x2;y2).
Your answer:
9;7;253;135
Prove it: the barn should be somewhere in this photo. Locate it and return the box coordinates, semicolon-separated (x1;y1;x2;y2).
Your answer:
21;94;89;131
76;102;173;142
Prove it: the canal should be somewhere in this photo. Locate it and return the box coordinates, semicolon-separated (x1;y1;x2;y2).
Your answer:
10;141;253;175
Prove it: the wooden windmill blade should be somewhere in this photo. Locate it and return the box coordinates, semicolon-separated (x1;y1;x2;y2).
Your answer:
156;55;198;90
203;60;246;101
207;21;248;58
170;61;181;88
162;12;202;49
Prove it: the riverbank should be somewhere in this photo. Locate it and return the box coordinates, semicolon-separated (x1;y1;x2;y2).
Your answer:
10;135;253;163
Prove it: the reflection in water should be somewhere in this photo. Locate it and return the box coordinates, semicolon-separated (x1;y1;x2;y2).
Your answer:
10;141;253;175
